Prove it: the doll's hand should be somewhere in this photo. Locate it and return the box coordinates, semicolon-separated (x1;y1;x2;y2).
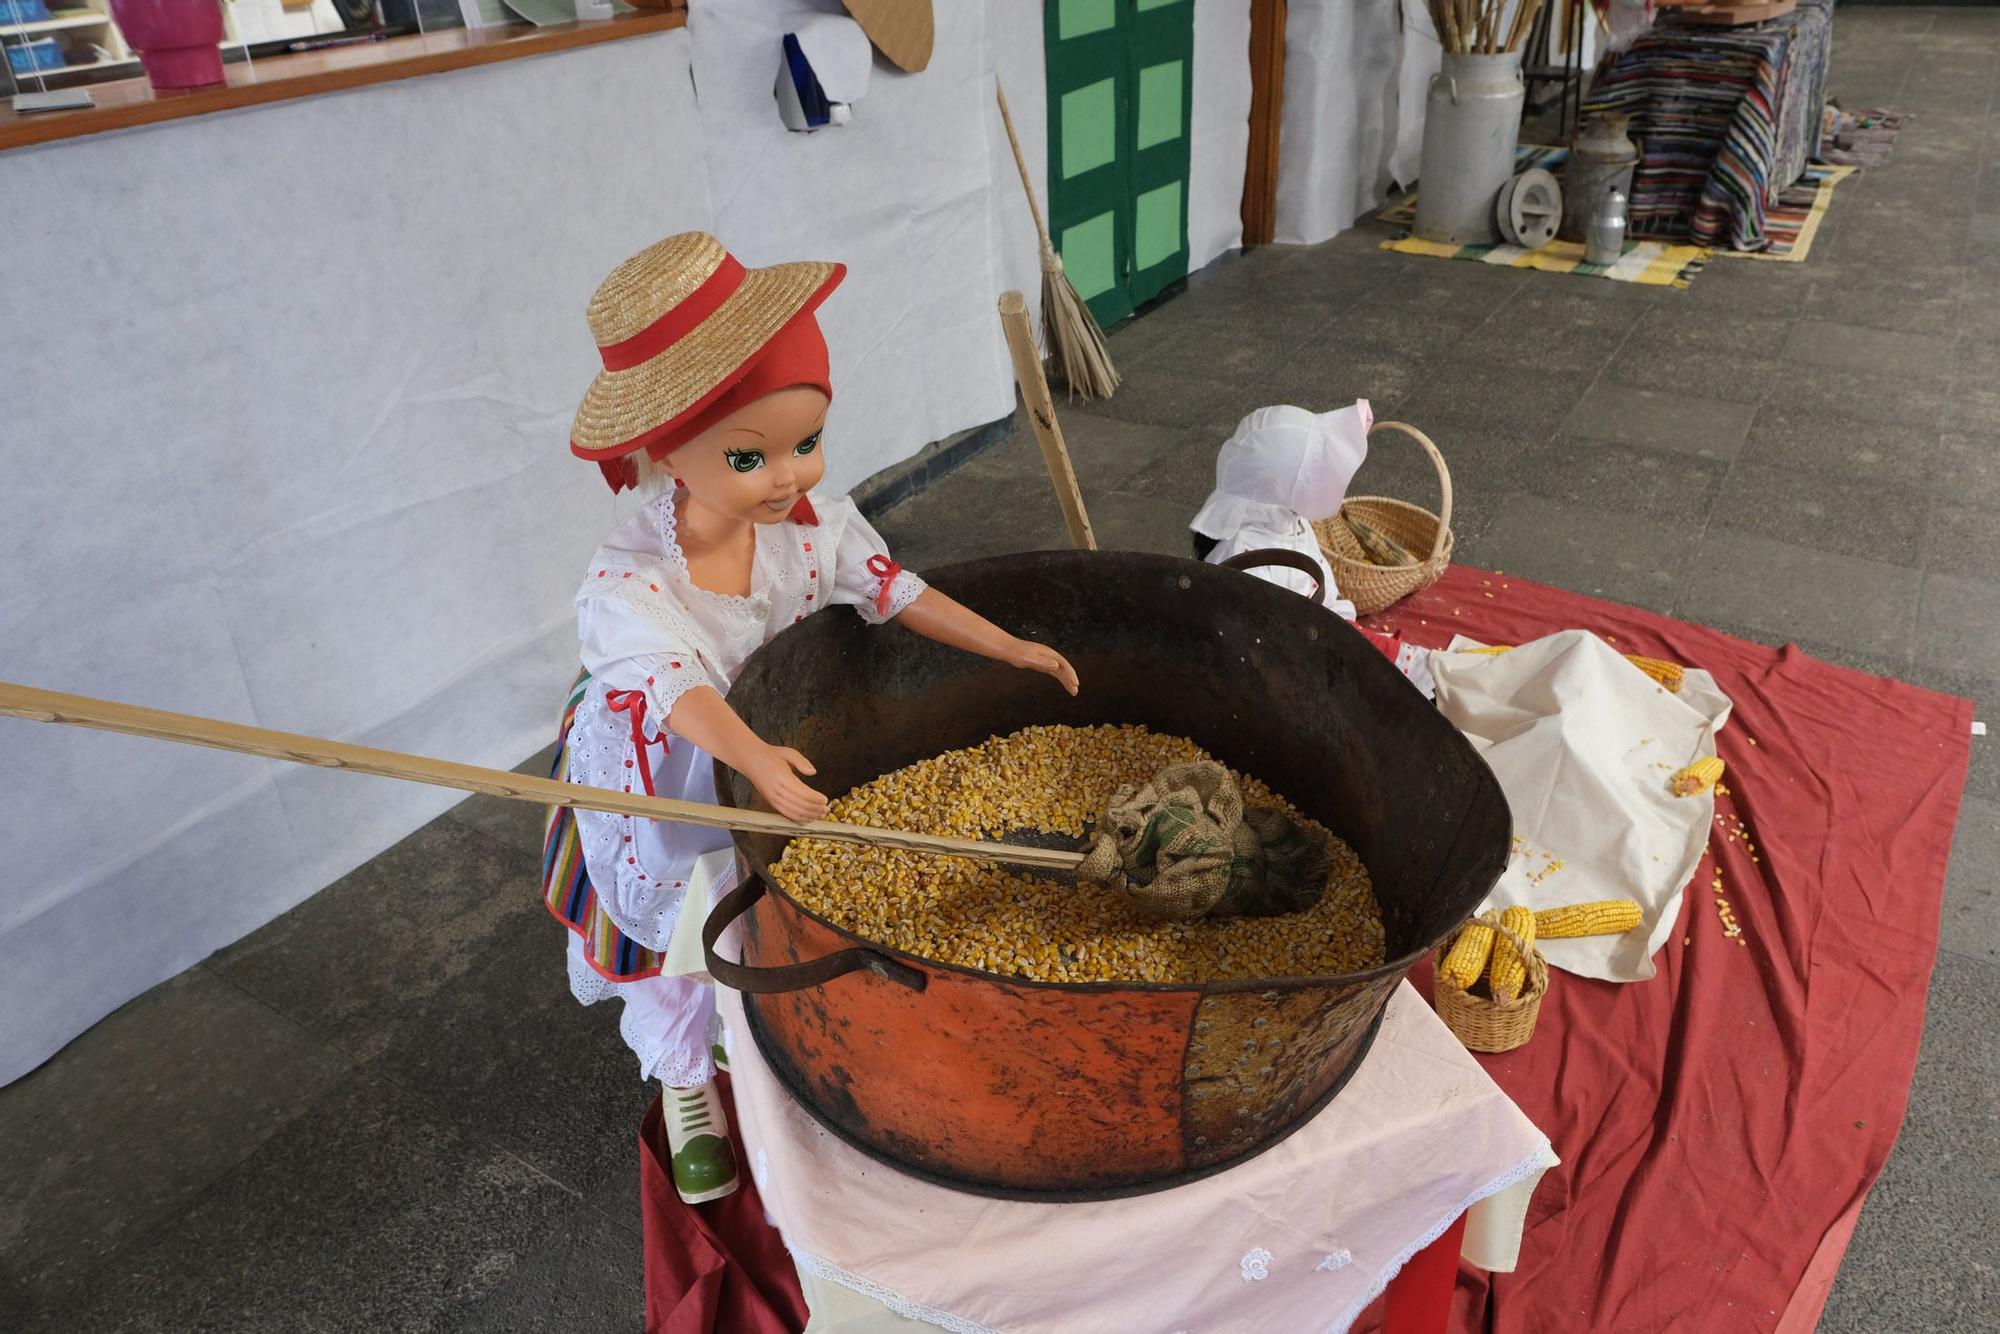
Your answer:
745;744;829;824
1010;639;1079;696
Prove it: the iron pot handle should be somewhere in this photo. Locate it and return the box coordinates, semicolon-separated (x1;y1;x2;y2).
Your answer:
702;875;929;995
1219;547;1330;606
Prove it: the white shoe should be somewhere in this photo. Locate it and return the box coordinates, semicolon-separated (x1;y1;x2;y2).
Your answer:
662;1081;739;1204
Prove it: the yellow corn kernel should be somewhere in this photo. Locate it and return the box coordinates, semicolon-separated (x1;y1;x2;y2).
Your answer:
1623;655;1685;692
1534;899;1642;938
1487;905;1537;1000
1671;756;1725;797
1438;921;1495;990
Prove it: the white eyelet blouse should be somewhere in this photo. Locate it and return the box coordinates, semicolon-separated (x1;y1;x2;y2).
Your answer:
565;488;925;975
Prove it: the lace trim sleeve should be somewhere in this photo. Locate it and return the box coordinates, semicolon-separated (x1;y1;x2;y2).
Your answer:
577;571;727;728
826;499;928;625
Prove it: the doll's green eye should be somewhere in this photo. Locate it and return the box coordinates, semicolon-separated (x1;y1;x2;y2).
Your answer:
795;431;821;457
724;449;765;474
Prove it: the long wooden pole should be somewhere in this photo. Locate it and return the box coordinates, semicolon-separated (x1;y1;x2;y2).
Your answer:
0;682;1086;872
998;291;1099;552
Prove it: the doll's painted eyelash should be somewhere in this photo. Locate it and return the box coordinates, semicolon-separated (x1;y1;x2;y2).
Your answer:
795;431;822;457
724;449;765;474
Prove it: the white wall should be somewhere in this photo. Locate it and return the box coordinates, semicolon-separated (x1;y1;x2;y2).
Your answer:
0;4;1256;1084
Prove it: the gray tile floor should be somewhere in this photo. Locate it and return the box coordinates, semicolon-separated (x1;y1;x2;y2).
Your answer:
6;7;1999;1330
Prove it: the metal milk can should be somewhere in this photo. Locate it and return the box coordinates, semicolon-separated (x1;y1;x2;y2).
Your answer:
1414;50;1526;247
1562;113;1640;242
1586;188;1630;267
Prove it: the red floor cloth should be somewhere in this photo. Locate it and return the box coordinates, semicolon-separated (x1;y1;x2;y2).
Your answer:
1349;566;1974;1333
639;1076;808;1334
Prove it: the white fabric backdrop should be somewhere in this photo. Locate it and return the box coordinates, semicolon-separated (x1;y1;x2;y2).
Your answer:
0;5;1257;1085
0;30;706;1088
1274;0;1406;244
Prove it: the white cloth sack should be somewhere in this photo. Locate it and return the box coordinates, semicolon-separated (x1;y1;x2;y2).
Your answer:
1192;402;1372;616
677;853;1555;1334
1430;631;1733;983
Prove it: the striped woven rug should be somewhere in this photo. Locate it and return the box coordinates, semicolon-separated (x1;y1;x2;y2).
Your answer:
1714;162;1856;263
1375;146;1713;288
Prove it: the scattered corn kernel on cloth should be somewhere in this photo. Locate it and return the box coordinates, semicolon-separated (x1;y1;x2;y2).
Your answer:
1428;629;1734;982
1359;565;1974;1334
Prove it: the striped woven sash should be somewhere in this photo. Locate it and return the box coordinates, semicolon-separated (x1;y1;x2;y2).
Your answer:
542;669;666;982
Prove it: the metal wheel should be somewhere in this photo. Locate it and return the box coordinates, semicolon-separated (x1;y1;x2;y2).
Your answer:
1499;167;1563;250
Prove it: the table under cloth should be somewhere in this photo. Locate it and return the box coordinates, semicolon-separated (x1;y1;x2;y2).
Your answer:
662;848;1555;1334
1353;566;1973;1331
1580;0;1836;250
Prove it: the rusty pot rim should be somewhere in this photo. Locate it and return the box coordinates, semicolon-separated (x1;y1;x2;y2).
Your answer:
719;548;1510;997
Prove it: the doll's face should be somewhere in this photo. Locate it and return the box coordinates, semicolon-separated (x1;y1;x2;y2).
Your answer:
664;385;830;524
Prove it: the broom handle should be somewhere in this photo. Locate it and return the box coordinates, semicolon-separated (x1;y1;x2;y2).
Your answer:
994;77;1053;252
999;291;1099;551
0;681;1086;872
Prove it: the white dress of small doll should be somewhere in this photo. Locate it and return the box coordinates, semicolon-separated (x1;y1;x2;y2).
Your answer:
563;485;926;1091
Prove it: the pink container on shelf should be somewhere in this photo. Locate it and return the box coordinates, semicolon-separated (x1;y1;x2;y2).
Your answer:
108;0;226;92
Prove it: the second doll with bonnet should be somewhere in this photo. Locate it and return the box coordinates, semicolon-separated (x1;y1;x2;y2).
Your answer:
1190;401;1433;695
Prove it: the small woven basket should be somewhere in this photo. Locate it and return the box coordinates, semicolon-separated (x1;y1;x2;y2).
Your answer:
1312;420;1454;615
1432;911;1549;1053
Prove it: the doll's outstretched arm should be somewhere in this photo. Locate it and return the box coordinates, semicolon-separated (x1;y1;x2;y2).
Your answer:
667;686;829;823
893;588;1079;696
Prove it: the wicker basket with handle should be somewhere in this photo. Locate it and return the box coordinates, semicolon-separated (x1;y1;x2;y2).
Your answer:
1312;420;1453;615
1431;910;1548;1053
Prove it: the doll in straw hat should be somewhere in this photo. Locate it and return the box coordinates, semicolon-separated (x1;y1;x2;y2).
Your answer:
543;233;1077;1204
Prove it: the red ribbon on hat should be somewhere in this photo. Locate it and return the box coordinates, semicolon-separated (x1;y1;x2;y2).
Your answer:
866;553;902;618
598;256;746;373
605;689;666;797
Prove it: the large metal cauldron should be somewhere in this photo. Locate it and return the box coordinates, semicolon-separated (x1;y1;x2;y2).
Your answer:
703;551;1509;1200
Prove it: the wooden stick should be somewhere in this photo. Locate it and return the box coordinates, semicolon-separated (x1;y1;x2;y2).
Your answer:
0;681;1087;872
1506;0;1542;53
994;79;1050;253
998;291;1099;552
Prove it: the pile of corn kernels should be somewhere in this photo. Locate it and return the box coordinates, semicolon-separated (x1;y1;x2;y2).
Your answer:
772;724;1385;985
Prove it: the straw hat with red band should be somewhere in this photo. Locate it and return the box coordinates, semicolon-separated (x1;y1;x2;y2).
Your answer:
571;232;846;493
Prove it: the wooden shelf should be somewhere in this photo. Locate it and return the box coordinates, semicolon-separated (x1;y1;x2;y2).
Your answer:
9;53;139;83
1;12;110;38
1;9;685;153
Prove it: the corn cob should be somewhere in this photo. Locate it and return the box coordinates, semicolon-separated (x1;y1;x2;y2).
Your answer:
1457;644;1686;693
1438;921;1495;990
1623;655;1685;692
1671;756;1725;797
1534;899;1642;938
1487;905;1537;1000
1345;515;1418;568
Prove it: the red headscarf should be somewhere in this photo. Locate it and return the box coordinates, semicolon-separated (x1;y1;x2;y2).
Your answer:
597;314;833;494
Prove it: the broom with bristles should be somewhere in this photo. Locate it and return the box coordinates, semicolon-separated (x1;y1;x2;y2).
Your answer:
994;78;1120;401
